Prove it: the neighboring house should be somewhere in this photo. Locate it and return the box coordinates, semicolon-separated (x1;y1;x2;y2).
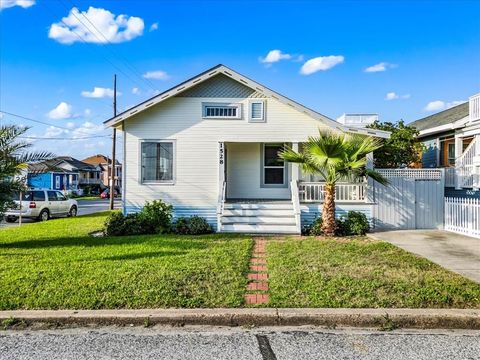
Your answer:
82;154;122;188
104;64;389;233
28;156;102;192
410;93;480;197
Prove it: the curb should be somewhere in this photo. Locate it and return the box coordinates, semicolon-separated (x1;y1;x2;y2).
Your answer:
1;309;479;330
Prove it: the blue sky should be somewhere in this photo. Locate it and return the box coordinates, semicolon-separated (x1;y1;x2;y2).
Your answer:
1;0;479;159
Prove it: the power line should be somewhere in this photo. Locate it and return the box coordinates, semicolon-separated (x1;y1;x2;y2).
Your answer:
0;110;109;138
61;0;158;92
19;135;110;140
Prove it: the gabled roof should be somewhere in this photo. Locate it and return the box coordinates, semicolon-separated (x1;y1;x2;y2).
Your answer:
104;64;390;138
28;156;99;173
82;154;121;166
409;102;469;133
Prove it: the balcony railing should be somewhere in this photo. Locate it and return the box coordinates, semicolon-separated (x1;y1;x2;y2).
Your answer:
470;93;480;122
298;182;367;203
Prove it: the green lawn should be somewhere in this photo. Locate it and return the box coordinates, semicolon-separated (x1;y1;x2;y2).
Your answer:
0;212;252;309
267;237;480;308
1;215;479;310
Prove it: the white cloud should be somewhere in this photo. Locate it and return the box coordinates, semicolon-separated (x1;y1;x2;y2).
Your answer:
386;92;411;100
423;100;465;112
0;0;35;10
66;122;76;129
132;87;140;95
260;50;292;64
386;92;399;100
44;126;65;138
71;121;104;138
149;22;158;31
48;6;144;45
47;102;73;120
364;62;397;73
143;70;169;80
300;55;344;75
81;87;119;98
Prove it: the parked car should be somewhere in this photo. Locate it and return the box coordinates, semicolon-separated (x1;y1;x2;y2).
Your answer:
4;189;78;223
100;188;120;199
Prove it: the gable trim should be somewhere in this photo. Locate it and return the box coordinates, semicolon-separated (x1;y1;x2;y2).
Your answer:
104;64;390;138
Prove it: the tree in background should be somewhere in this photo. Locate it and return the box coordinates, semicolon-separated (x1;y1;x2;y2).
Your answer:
280;130;388;236
367;120;424;168
0;125;53;217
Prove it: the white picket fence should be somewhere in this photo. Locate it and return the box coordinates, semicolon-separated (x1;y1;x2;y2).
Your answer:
444;197;480;238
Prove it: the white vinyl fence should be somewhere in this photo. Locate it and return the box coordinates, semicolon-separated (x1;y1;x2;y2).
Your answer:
444;197;480;238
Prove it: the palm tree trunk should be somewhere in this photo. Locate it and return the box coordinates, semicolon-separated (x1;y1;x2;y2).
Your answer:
322;183;336;236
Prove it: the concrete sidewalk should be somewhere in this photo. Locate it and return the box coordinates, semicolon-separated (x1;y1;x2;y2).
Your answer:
369;230;480;283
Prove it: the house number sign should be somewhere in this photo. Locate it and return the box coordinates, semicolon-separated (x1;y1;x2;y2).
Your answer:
219;143;224;165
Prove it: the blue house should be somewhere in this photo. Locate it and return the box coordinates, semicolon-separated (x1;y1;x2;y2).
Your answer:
28;156;101;192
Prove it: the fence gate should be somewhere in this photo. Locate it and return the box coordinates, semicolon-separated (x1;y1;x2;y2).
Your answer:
372;169;444;230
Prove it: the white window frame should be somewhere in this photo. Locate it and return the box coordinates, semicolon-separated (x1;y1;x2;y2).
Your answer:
139;139;176;185
261;143;288;188
55;175;61;189
202;102;242;120
249;100;266;123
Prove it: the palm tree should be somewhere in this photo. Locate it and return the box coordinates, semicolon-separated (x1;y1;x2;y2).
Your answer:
0;125;53;217
280;130;388;236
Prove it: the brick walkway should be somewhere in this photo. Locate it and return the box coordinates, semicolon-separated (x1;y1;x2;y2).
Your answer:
245;237;269;305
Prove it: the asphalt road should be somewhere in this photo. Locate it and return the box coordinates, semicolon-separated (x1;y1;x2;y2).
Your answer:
0;199;120;228
0;326;479;360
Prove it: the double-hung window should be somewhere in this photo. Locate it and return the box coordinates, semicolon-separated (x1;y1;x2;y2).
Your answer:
141;141;175;183
262;143;286;186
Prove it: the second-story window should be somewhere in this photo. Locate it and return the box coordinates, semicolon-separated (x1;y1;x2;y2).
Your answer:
202;103;241;119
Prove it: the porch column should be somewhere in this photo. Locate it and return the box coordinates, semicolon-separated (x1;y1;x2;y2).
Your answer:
217;142;225;230
454;135;463;189
365;152;374;203
474;135;480;189
291;142;299;183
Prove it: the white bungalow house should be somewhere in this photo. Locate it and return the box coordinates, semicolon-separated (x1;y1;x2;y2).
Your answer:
104;65;389;233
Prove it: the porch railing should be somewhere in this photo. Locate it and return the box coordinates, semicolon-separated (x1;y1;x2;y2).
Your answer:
290;180;301;233
456;137;477;189
298;182;367;203
216;181;226;230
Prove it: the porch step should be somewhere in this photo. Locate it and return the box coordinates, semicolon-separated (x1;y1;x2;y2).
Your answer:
220;201;299;234
223;203;294;210
222;208;294;217
221;223;299;234
221;216;296;225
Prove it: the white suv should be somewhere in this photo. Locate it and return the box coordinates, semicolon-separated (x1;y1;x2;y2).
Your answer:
4;189;78;223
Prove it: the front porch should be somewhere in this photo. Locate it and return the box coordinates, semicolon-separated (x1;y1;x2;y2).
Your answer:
216;141;371;234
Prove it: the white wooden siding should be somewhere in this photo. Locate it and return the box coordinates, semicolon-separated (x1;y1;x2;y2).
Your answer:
226;143;290;199
124;96;331;210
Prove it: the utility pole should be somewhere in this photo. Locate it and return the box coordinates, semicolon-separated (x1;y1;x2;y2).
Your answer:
109;74;117;210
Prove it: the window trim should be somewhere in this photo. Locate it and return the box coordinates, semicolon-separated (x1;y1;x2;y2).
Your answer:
249;100;266;123
139;139;176;185
260;143;288;188
202;102;242;120
55;175;60;189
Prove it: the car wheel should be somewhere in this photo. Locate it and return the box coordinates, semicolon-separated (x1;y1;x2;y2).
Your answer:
68;206;77;217
38;209;50;222
5;216;18;223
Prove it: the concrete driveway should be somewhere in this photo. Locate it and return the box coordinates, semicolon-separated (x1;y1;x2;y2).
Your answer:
369;230;480;283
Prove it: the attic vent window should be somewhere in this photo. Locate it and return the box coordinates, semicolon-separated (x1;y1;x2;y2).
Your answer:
249;100;265;122
202;103;242;119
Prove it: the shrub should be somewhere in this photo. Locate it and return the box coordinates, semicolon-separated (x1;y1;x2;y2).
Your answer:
173;215;213;235
304;211;370;237
345;211;370;235
173;217;190;235
103;199;173;236
138;200;173;234
104;211;127;236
